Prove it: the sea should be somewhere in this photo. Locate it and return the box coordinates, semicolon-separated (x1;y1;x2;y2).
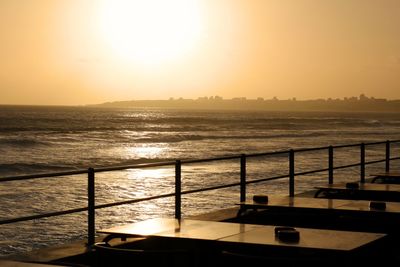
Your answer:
0;105;399;256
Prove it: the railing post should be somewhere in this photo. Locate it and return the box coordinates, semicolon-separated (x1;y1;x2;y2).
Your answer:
175;160;181;220
240;154;246;202
360;143;365;183
328;146;334;184
87;167;95;246
386;140;390;172
289;150;295;197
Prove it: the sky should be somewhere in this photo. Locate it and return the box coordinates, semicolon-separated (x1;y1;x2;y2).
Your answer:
0;0;400;105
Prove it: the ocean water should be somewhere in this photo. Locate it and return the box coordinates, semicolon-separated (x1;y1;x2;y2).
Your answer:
0;105;399;256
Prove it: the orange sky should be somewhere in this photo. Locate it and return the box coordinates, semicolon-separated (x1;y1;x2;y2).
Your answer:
1;0;400;105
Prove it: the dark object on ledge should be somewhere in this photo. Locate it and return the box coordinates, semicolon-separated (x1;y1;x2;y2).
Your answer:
346;182;359;189
369;201;386;210
274;226;300;242
253;195;269;203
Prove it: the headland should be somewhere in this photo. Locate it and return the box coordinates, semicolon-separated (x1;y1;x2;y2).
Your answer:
90;94;400;112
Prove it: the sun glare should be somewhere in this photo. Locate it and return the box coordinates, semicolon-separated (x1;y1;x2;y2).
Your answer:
98;0;203;66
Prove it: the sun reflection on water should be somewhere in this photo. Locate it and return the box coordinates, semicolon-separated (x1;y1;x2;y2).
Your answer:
128;168;171;181
125;145;166;159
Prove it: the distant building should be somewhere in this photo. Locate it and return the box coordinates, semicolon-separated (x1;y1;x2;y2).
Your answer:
359;94;369;101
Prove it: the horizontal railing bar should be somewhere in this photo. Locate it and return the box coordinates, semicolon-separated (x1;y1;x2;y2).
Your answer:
0;207;88;225
332;162;362;170
364;159;386;166
181;182;242;194
293;146;330;153
179;174;296;194
242;150;290;158
332;157;399;172
82;175;295;213
2;184;245;224
95;181;256;210
364;141;391;146
250;157;399;182
177;173;291;194
294;168;330;177
95;140;400;169
294;158;392;177
245;174;290;184
92;186;241;211
378;156;400;164
1;140;399;183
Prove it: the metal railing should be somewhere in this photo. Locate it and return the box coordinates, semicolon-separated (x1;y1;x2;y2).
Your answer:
0;140;399;246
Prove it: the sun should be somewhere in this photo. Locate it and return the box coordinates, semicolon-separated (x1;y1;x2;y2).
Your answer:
98;0;204;66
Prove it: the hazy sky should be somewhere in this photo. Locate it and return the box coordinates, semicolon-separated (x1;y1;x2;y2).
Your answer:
1;0;400;105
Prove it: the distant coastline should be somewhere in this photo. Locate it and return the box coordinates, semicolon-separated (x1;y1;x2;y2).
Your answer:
90;94;400;112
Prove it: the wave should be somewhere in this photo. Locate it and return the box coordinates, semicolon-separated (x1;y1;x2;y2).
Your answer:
0;131;330;149
0;118;400;136
0;163;79;177
2;111;399;134
0;138;51;148
132;131;328;143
